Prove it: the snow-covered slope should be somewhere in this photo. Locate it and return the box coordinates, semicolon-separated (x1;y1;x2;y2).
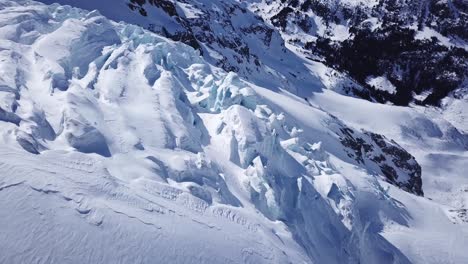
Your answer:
0;1;467;263
36;0;467;107
37;0;324;97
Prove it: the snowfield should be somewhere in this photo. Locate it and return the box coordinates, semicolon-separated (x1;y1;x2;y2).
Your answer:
0;1;467;263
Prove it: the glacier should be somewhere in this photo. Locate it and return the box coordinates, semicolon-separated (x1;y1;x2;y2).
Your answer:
0;1;467;263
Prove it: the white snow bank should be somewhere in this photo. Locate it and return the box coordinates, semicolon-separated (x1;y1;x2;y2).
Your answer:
366;76;397;94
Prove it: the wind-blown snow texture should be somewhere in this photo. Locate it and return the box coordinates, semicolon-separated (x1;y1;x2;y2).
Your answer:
0;1;467;264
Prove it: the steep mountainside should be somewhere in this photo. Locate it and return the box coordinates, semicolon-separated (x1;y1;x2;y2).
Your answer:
40;0;323;96
1;1;467;263
252;0;468;106
41;0;468;106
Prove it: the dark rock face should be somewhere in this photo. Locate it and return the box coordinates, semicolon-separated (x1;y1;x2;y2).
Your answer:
127;0;200;50
339;127;423;196
314;25;467;106
449;209;468;223
262;0;468;106
271;7;294;29
128;0;178;17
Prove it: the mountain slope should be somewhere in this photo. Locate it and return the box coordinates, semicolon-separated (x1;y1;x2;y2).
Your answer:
39;0;468;106
39;0;324;96
0;1;467;263
251;0;468;106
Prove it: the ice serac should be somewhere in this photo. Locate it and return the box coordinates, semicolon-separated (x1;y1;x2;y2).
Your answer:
1;1;468;264
38;0;324;97
0;2;307;263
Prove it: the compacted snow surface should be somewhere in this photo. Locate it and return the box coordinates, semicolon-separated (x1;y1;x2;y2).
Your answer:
0;1;467;263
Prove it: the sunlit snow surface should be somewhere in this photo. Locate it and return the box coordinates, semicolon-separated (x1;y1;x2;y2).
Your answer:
0;1;467;263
